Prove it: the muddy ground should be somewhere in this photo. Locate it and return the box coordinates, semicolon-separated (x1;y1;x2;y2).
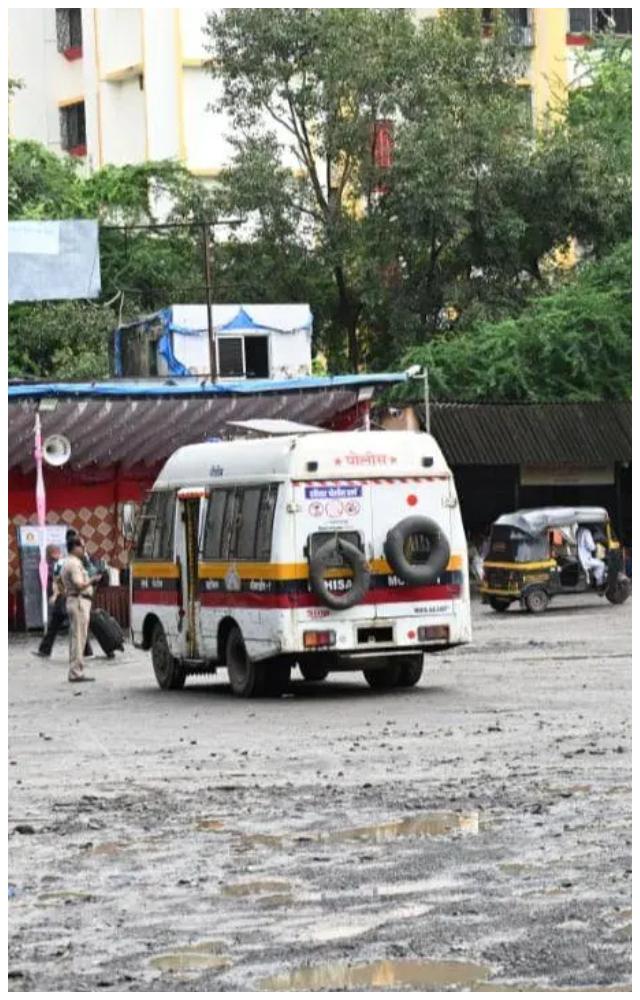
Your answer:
8;596;631;992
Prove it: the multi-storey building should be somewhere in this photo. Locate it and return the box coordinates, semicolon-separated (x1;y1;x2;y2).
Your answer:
9;8;632;171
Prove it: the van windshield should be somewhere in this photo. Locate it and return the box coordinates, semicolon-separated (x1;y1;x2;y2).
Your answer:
487;525;548;563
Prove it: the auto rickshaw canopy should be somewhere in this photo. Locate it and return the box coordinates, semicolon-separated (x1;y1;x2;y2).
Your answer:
494;507;610;536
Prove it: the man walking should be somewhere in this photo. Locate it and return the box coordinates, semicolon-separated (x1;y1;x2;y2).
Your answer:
61;537;95;683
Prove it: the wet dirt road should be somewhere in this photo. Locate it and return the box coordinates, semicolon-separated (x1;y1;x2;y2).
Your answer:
8;597;631;992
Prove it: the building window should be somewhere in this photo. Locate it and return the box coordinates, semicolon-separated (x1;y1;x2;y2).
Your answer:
569;8;632;37
217;335;269;379
504;8;534;46
59;101;86;157
482;10;534;45
55;9;83;60
218;337;244;378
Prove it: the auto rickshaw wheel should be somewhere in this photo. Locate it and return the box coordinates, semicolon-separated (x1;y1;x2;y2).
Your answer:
605;576;631;605
489;597;511;613
524;587;549;614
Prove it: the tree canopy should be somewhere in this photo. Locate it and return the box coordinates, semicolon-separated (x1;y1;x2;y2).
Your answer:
8;18;631;393
401;239;631;403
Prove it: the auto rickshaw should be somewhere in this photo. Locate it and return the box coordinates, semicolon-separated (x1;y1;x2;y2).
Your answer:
480;506;631;613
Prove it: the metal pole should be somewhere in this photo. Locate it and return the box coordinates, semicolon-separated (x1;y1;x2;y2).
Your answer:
202;222;217;382
423;368;430;434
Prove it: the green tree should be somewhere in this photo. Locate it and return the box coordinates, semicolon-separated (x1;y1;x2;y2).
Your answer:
205;8;425;368
8;140;218;376
8;301;113;380
401;240;631;403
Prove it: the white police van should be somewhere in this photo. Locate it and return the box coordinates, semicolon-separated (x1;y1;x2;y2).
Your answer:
130;430;471;697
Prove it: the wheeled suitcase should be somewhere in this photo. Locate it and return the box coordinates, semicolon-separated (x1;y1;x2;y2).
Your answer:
89;608;125;655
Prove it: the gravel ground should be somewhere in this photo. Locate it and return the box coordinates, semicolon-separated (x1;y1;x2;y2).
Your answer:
8;596;631;992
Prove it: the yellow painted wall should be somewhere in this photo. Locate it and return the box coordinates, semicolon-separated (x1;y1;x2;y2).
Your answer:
529;9;570;123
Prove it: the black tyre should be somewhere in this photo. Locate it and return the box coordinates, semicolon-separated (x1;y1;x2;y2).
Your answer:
263;661;291;697
384;516;450;586
363;664;402;689
396;656;423;687
605;576;631;605
308;536;371;611
300;664;330;682
489;597;511;613
151;621;186;690
226;626;265;698
524;587;549;614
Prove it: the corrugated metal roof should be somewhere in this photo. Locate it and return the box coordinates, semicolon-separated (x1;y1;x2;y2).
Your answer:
425;402;631;465
8;389;367;473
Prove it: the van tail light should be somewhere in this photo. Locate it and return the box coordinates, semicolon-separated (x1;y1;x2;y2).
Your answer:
418;625;450;642
303;630;336;649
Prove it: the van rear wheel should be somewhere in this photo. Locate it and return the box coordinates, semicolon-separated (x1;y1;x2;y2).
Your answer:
363;664;401;689
226;626;265;698
396;656;423;687
151;621;186;690
300;664;329;682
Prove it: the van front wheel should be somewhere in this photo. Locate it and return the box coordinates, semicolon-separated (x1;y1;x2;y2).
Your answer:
151;622;186;690
226;626;265;698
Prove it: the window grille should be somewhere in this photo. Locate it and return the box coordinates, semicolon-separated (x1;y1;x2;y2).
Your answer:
569;8;632;34
55;9;83;52
59;102;86;154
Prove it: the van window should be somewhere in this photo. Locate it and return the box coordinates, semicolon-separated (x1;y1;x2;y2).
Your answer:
135;491;176;559
236;488;262;559
203;485;279;561
203;488;231;560
255;485;278;560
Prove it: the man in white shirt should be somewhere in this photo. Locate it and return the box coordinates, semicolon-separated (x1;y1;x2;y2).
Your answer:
577;525;606;587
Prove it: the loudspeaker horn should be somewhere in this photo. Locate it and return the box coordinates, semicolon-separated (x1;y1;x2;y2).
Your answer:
43;433;71;467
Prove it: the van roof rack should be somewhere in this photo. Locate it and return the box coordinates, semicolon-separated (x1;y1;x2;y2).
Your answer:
226;419;324;436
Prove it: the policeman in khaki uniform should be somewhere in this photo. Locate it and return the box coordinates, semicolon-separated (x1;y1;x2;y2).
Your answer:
61;537;95;683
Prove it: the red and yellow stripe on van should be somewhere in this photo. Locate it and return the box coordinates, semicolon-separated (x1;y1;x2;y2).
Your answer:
131;556;465;609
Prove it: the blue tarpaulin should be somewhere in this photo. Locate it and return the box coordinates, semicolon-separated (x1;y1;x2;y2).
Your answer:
8;373;406;400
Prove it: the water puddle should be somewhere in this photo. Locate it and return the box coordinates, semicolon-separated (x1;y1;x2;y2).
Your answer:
260;958;490;991
473;985;631;993
241;812;477;851
37;890;95;905
91;841;130;856
317;812;478;844
150;940;231;974
195;819;225;832
222;879;291;898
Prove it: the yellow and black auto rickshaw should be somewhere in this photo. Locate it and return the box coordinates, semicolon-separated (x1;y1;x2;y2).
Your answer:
481;507;630;613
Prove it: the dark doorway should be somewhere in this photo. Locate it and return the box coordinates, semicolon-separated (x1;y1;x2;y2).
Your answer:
244;336;269;378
